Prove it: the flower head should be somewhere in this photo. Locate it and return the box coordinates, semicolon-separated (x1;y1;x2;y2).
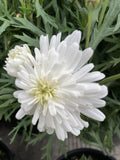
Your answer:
8;30;107;141
4;44;32;77
85;0;102;10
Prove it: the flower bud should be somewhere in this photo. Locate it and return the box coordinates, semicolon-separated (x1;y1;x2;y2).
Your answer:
16;13;21;18
4;44;32;77
85;0;102;11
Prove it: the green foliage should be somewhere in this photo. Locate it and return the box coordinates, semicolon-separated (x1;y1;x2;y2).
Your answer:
80;154;93;160
14;33;39;48
70;154;93;160
9;116;33;144
41;134;54;160
58;140;67;158
0;21;10;35
90;0;120;50
0;73;18;121
35;0;58;29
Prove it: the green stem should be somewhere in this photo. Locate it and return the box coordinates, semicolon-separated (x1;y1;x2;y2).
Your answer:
85;10;93;48
98;0;109;29
100;73;120;85
4;35;7;53
37;17;40;27
3;0;7;13
75;0;81;10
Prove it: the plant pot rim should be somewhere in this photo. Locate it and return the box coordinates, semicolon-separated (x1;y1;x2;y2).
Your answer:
57;148;116;160
0;141;14;160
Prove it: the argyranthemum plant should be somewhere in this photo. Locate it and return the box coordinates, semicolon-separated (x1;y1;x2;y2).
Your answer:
4;30;108;141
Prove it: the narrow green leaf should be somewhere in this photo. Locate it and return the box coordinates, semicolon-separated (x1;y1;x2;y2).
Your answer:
0;88;15;95
90;0;120;49
13;17;43;35
10;128;19;144
81;154;86;160
114;13;120;32
0;99;16;108
100;74;120;85
0;94;13;100
14;33;39;48
35;0;58;29
0;21;10;35
0;79;10;83
27;133;47;146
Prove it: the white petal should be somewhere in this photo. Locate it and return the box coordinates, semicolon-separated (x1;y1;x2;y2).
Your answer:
75;48;93;71
85;85;108;98
64;43;80;70
34;48;41;62
46;113;55;128
55;123;67;141
49;35;56;49
49;33;61;49
27;53;36;65
80;108;105;121
74;63;94;81
16;108;25;119
37;114;45;132
80;118;89;128
64;30;81;46
21;103;35;112
15;79;29;90
13;90;23;98
57;41;67;56
24;61;34;74
67;112;79;127
43;104;48;116
83;83;101;94
56;32;61;47
63;120;72;131
32;107;40;125
46;128;54;134
71;128;80;136
54;114;62;124
52;101;64;109
49;105;56;116
49;63;64;77
92;99;106;108
79;71;105;82
40;35;49;54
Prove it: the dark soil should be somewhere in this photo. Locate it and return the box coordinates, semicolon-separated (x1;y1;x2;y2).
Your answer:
64;155;92;160
0;148;9;160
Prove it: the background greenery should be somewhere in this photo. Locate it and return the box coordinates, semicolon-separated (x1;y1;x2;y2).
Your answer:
0;0;120;159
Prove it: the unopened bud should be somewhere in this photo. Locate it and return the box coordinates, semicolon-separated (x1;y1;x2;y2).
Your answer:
16;13;21;18
85;0;102;11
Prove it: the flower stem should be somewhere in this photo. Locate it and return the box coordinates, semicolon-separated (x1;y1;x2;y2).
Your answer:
85;10;93;48
98;0;109;29
75;0;81;10
100;73;120;85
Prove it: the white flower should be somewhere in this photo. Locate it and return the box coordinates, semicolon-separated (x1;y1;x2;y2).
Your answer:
13;30;108;141
4;44;32;77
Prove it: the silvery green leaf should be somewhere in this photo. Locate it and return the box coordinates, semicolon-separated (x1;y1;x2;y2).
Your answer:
114;13;120;32
14;33;39;48
90;0;120;50
0;21;10;35
35;0;58;29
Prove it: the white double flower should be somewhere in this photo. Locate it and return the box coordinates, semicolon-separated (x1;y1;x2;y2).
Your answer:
5;30;108;141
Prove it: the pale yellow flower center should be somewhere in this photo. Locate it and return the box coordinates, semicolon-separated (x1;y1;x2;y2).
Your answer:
9;51;21;59
28;79;57;105
9;46;31;60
